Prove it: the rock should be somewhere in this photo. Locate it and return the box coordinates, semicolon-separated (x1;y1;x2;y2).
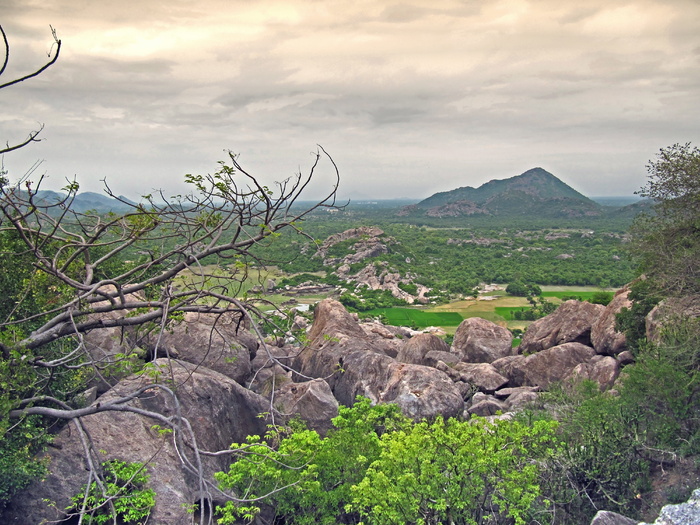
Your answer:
504;390;540;410
2;359;273;524
492;342;597;388
396;333;451;365
468;398;508;417
590;510;638;525
423;350;462;367
452;362;509;393
518;300;604;354
135;312;255;384
452;317;514;363
639;488;700;525
274;379;339;435
617;350;635;366
294;300;464;420
494;386;540;399
566;355;620;391
248;344;297;395
646;295;700;343
591;287;632;355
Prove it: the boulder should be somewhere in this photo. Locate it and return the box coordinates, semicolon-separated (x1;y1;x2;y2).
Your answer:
518;300;604;354
396;333;451;365
566;355;620;391
294;300;464;420
468;398;508;417
274;379;339;435
248;344;297;396
423;350;462;367
2;359;273;524
591;287;632;355
452;362;509;393
452;317;514;363
590;510;638;525
646;295;700;344
133;311;255;384
492;342;597;388
639;488;700;525
504;390;540;410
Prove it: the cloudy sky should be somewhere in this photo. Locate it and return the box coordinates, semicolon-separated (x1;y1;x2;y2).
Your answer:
2;0;699;201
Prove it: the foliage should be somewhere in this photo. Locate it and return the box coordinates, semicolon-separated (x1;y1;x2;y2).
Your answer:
216;398;557;525
215;398;409;525
68;459;156;524
339;288;407;312
506;281;542;297
615;279;662;353
535;314;700;522
630;143;700;296
349;416;558;525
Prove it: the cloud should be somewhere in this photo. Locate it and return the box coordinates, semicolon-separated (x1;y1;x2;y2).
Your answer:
1;0;699;201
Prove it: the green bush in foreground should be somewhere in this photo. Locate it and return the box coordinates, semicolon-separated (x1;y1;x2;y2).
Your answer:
215;398;558;525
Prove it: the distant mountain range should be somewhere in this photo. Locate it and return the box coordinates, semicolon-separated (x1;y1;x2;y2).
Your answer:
29;190;138;214
399;167;646;220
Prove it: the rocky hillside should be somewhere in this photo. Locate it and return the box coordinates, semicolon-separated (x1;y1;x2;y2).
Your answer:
3;288;698;524
402;167;603;219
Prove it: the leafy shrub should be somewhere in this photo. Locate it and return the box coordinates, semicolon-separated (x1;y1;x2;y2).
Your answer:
68;459;156;524
349;416;557;525
216;398;558;525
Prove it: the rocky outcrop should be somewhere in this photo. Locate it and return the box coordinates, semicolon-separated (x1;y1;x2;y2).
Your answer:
518;300;604;354
2;359;273;524
315;227;384;259
452;317;514;363
396;332;451;365
591;287;632;355
452;362;508;393
566;355;620;391
293;299;464;420
590;510;638;525
639;488;700;525
134;311;256;384
274;379;339;435
492;342;597;388
646;295;700;343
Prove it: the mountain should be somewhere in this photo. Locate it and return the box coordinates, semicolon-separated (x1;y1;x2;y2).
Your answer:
32;190;138;213
404;167;603;219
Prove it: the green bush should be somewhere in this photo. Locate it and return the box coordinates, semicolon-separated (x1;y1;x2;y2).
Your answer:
216;398;558;525
68;459;156;524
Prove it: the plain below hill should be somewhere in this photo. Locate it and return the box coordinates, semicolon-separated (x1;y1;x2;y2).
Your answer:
400;167;604;220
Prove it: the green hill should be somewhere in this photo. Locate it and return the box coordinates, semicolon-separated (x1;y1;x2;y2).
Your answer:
405;167;603;219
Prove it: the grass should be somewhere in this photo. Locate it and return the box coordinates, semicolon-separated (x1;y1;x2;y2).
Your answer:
362;308;464;328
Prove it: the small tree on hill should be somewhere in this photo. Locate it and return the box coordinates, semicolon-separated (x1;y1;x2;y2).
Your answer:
631;142;700;296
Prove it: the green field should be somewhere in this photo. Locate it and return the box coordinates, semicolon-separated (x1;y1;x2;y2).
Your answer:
362;308;464;328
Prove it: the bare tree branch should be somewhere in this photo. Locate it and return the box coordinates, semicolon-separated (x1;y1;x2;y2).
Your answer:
0;24;61;154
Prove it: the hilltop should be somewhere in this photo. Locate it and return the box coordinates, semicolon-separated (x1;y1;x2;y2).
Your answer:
401;167;603;219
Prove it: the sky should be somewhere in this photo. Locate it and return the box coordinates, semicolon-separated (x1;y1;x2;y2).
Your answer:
2;0;699;201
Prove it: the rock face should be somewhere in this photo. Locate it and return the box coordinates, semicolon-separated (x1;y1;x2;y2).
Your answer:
274;379;339;435
638;488;700;525
452;317;514;363
492;342;597;388
134;311;256;384
590;510;638;525
591;287;632;355
646;295;700;343
2;359;273;524
293;299;464;420
397;333;451;365
518;300;604;354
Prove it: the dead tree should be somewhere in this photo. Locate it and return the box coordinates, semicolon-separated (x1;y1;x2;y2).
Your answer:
0;149;341;524
0;24;61;154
